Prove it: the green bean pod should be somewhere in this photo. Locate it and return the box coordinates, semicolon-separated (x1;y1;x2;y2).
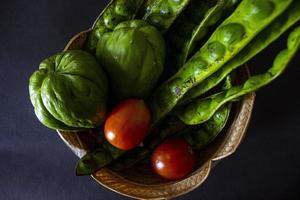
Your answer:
180;1;300;104
184;103;231;150
141;0;191;33
76;147;113;176
150;0;293;124
184;73;232;149
175;26;300;125
87;0;145;52
76;133;124;176
169;0;240;68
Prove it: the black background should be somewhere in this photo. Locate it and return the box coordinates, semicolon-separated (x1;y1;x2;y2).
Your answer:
0;0;299;199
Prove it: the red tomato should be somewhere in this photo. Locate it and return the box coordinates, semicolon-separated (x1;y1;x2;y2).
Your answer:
104;99;151;150
151;138;196;180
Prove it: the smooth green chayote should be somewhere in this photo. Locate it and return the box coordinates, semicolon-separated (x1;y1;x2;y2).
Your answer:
176;26;300;125
96;20;165;99
87;0;145;52
29;50;108;131
150;0;293;124
180;1;300;104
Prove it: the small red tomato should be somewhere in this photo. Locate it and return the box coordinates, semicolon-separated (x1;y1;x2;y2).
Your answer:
152;138;196;180
104;99;151;150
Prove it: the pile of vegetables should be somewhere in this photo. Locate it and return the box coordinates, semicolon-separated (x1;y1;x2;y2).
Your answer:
29;0;300;180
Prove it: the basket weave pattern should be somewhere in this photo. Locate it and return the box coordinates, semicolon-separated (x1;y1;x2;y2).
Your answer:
57;31;255;200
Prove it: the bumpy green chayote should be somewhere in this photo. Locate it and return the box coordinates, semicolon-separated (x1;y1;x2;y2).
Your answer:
29;50;108;131
96;20;165;99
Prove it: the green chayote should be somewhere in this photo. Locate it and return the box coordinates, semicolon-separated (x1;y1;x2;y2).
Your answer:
96;19;165;99
29;50;108;131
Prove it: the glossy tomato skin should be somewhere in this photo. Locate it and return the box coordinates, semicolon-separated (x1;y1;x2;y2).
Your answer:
104;99;151;150
152;138;196;180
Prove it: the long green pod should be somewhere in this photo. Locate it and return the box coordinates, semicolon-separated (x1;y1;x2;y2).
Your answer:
184;74;233;149
87;0;145;52
76;133;124;176
150;0;292;124
164;0;219;70
172;0;240;68
180;1;300;104
76;147;113;176
141;0;191;33
184;103;231;150
175;26;300;125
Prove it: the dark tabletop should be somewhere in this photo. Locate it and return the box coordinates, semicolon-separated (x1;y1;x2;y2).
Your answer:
1;0;299;199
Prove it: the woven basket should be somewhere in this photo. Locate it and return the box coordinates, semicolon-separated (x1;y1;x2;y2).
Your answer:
58;30;255;200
